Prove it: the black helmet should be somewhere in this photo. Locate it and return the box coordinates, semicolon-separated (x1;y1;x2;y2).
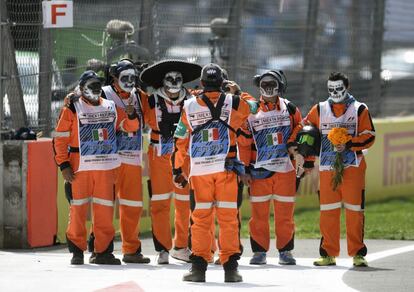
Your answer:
253;70;287;94
295;125;321;157
201;63;224;90
109;59;137;78
79;70;102;87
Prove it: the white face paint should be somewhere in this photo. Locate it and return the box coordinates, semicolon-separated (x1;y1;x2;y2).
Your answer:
82;79;102;102
118;69;136;93
259;75;279;98
327;80;347;103
163;71;183;94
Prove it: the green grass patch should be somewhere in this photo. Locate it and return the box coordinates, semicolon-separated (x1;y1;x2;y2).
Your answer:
239;194;414;240
140;194;414;240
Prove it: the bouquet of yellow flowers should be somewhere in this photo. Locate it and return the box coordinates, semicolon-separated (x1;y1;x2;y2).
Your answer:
327;127;352;191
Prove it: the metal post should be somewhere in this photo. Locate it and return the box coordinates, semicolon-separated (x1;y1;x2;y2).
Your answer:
138;0;154;61
369;0;385;117
227;0;244;81
301;0;319;111
0;0;4;140
1;0;27;130
38;25;53;136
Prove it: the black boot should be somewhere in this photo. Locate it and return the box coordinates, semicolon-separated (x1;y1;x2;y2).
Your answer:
224;269;243;282
94;252;121;265
123;252;151;264
182;255;207;282
67;239;84;265
93;240;121;265
71;251;84;265
223;254;243;283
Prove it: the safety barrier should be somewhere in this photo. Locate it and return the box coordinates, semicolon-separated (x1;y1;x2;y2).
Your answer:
0;139;57;248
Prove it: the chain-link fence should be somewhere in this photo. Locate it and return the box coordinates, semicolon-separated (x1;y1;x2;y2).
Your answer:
1;0;413;138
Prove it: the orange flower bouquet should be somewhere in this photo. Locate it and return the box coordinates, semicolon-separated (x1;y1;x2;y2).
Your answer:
327;127;352;190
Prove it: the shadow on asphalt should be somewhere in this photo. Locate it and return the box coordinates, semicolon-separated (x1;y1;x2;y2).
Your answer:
349;266;394;272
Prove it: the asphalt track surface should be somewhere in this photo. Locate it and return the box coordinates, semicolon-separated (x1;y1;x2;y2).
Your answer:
1;238;413;292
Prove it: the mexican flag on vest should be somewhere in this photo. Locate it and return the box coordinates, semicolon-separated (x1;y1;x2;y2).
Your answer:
202;128;219;142
92;128;108;141
266;132;282;146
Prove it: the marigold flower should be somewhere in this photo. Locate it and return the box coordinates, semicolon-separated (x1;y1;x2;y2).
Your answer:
327;127;352;190
327;127;352;146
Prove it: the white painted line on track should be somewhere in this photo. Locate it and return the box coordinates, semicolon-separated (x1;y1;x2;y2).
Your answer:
1;244;413;292
366;244;414;262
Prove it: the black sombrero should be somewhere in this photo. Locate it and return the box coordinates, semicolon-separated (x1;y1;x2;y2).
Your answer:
140;59;202;88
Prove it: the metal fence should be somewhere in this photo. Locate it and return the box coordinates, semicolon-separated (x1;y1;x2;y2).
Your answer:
1;0;413;138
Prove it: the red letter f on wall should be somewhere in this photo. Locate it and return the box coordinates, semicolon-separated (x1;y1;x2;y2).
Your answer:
51;4;67;25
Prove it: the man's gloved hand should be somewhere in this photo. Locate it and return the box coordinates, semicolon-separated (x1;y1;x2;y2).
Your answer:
62;166;75;183
172;168;188;189
224;80;241;95
125;104;137;119
334;144;346;153
303;160;315;175
240;173;252;187
288;145;298;156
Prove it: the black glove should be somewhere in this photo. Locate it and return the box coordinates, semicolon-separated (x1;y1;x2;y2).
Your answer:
172;168;188;189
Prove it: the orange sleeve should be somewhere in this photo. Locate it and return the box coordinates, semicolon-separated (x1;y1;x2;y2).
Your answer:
140;91;151;126
240;91;256;101
172;111;190;170
287;104;303;144
116;106;139;133
290;104;320;143
348;106;376;151
237;120;252;147
53;106;75;169
236;119;253;166
231;97;252;130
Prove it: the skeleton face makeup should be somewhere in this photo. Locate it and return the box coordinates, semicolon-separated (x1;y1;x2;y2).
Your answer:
118;69;136;93
260;75;279;98
327;80;347;103
163;71;183;94
82;79;102;102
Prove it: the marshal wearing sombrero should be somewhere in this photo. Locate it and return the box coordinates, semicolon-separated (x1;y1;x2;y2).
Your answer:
140;59;202;89
139;59;202;265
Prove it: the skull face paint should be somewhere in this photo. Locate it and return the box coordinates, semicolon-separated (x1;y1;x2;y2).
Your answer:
327;80;347;103
82;79;102;102
118;69;137;92
259;75;279;98
163;71;183;94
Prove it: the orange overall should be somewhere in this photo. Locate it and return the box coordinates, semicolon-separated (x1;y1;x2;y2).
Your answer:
292;100;375;257
173;91;251;265
102;85;146;255
53;96;138;253
239;96;302;252
207;92;255;260
141;92;190;252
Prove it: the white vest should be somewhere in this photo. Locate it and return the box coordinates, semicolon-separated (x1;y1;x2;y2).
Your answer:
248;98;294;173
102;86;142;166
74;97;119;172
319;100;363;171
185;94;232;176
